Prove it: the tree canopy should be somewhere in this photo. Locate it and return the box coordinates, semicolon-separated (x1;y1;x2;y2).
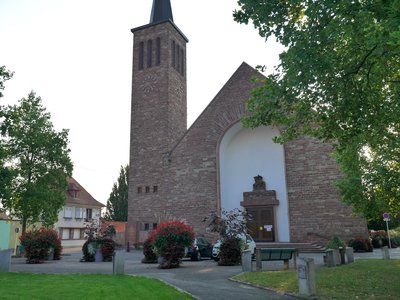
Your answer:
0;92;73;233
0;66;13;98
104;165;128;222
234;0;400;219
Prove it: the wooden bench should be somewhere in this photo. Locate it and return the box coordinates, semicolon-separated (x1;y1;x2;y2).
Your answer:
255;248;298;270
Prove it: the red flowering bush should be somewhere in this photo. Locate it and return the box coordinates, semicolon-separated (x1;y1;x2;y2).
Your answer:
20;228;62;264
153;221;194;269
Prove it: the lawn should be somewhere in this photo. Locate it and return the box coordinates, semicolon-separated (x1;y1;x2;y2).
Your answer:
233;259;400;300
0;273;194;300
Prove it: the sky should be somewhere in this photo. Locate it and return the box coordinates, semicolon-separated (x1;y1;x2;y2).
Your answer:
0;0;283;205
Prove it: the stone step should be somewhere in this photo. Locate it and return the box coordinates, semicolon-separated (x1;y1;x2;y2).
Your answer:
255;242;326;253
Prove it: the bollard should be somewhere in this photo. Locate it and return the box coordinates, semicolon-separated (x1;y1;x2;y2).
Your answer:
113;251;125;274
325;249;336;267
297;257;316;296
0;249;13;272
346;247;354;264
241;249;252;272
126;242;130;252
381;246;390;260
255;248;262;271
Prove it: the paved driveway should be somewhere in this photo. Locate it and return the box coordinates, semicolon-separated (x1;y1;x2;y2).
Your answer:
10;250;298;300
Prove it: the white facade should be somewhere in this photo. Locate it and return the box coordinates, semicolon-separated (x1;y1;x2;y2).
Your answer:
53;206;102;247
219;123;290;242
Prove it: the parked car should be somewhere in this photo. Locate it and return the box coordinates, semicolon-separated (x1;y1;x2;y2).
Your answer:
212;233;256;262
186;236;213;261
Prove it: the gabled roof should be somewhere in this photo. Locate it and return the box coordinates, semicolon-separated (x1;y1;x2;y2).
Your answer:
65;177;105;208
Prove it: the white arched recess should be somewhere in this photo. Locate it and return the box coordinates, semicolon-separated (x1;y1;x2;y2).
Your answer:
219;122;290;242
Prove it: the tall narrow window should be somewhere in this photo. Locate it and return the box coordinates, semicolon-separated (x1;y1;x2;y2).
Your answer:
180;49;184;76
147;39;153;68
139;42;144;70
177;45;180;72
171;40;175;68
156;37;161;66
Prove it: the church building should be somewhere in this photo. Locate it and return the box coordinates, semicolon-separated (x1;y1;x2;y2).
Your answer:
126;0;368;246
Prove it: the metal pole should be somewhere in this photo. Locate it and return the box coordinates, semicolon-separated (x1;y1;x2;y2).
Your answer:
386;220;392;249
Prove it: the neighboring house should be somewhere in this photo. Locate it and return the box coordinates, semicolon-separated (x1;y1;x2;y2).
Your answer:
0;212;39;255
53;177;105;248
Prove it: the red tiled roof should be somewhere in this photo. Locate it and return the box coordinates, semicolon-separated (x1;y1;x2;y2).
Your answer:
65;177;105;208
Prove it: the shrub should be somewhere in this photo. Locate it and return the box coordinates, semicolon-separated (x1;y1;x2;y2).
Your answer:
218;237;242;266
370;230;389;248
19;228;62;264
81;237;116;262
348;237;373;252
326;235;346;249
153;220;194;269
142;231;158;263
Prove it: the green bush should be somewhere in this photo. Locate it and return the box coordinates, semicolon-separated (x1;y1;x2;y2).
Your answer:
81;237;115;262
19;228;62;264
326;235;346;250
348;237;373;252
219;237;242;266
142;231;158;264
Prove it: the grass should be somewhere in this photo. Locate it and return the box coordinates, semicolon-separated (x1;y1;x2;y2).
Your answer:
0;273;194;300
233;259;400;299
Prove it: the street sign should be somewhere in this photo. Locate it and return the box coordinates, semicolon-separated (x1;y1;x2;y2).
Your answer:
383;212;390;221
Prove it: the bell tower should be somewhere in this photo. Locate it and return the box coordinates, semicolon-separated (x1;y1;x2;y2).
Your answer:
127;0;188;243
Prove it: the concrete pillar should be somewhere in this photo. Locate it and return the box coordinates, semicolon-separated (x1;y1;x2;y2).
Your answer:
0;249;13;272
241;250;252;272
325;249;336;267
255;248;262;271
346;247;354;263
381;246;390;260
113;251;125;274
297;258;316;296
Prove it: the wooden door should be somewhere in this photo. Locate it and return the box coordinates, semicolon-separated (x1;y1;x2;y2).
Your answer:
246;207;275;242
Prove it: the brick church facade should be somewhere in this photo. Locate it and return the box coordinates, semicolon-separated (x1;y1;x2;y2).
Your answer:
126;0;368;245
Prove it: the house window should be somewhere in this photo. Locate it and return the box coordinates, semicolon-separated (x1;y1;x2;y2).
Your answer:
86;208;93;220
75;207;83;219
69;229;74;240
62;228;70;240
80;229;85;239
153;186;158;193
73;229;80;239
64;207;72;219
153;223;158;230
137;187;142;193
180;48;184;76
139;41;144;70
144;223;150;231
145;186;150;193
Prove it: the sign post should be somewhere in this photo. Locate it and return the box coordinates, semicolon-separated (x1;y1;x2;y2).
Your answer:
383;213;392;249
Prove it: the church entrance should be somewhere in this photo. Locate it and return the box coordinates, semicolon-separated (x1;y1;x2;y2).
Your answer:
246;206;275;242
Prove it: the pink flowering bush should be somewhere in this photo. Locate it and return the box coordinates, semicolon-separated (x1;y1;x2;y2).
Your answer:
153;220;194;269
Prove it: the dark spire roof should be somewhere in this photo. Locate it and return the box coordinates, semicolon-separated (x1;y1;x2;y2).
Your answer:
150;0;173;24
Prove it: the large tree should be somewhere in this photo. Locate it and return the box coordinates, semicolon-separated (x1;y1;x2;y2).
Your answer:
234;1;400;219
0;92;73;234
0;66;13;98
105;165;128;222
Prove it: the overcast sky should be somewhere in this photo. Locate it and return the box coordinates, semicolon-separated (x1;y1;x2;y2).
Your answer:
0;0;283;205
